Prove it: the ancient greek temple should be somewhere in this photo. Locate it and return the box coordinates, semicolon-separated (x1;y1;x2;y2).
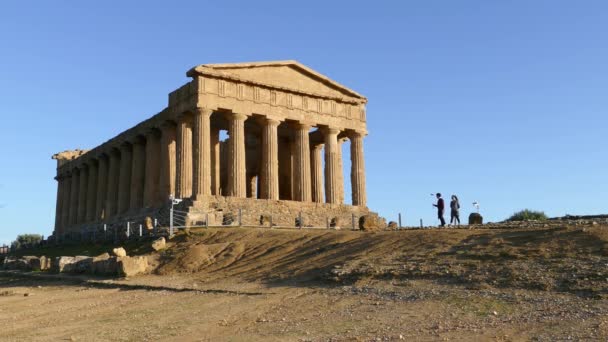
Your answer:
52;61;373;235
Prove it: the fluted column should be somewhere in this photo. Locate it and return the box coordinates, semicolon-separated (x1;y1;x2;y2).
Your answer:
61;173;71;229
193;107;212;199
176;115;193;199
85;160;98;222
211;126;220;196
77;166;88;224
350;131;367;206
311;144;324;203
143;130;161;207
105;150;120;219
117;143;132;214
337;139;345;204
294;123;312;202
323;127;341;204
228;112;247;197
96;155;109;221
260;118;279;200
129;138;146;210
69;169;80;226
54;176;64;234
159;122;177;202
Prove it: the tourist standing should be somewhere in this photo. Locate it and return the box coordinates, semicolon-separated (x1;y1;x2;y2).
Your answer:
433;193;446;227
450;195;460;226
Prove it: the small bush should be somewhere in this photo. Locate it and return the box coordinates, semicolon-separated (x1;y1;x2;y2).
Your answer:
506;209;548;222
11;234;43;250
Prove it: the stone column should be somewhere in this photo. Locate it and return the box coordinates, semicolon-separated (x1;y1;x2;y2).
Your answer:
193;107;212;199
260;118;279;200
159;122;177;202
69;169;80;226
117;143;132;214
129;138;146;211
350;132;367;206
210;127;220;196
323;127;341;204
310;144;324;203
247;174;258;199
96;155;109;221
176;115;193;199
77;165;89;224
85;160;98;222
337;139;345;205
54;176;64;234
105;150;120;219
293;123;312;202
60;173;71;231
143;130;161;207
228;112;247;197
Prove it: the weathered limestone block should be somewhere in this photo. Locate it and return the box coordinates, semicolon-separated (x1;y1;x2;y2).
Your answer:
90;253;118;275
145;216;154;231
387;221;399;230
359;215;385;231
53;256;76;273
151;237;166;251
117;256;148;277
2;257;30;270
112;247;127;257
72;256;94;273
469;213;483;225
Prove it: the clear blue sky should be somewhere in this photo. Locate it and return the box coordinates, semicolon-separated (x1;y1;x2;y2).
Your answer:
1;1;606;243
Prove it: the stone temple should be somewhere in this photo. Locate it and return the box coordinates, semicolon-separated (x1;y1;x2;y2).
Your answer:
52;60;375;235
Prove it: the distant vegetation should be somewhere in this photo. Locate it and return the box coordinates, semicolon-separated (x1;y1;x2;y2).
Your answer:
506;209;548;222
11;234;43;249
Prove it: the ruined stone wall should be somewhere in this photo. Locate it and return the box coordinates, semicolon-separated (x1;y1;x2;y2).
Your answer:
187;196;372;228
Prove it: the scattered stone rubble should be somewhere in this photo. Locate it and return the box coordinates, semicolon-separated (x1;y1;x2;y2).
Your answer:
1;247;149;277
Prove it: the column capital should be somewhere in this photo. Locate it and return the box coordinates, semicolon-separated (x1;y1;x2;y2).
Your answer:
347;130;367;139
322;127;341;135
194;107;213;116
311;143;324;151
228;112;248;121
293;121;313;130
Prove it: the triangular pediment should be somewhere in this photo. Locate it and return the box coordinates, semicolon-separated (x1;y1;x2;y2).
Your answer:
188;60;366;102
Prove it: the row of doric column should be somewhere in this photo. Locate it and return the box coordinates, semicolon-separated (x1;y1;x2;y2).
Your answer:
53;108;367;234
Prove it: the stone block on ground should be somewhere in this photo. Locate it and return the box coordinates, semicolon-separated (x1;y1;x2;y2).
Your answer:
359;215;385;231
387;221;399;230
90;254;118;276
151;237;166;251
54;256;76;273
112;247;127;257
117;256;148;277
145;216;154;231
469;213;483;225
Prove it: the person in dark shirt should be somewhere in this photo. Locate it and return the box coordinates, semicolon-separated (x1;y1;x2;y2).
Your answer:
433;193;446;227
450;195;460;226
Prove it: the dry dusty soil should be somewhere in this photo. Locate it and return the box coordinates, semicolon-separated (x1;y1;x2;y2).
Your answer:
2;225;608;341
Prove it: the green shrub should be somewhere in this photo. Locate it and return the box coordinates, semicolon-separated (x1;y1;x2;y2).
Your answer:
11;234;43;249
506;209;548;222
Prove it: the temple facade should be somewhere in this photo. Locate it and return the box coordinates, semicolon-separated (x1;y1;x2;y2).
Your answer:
52;61;372;234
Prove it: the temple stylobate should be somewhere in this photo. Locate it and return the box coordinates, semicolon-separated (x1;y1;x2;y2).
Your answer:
52;61;373;234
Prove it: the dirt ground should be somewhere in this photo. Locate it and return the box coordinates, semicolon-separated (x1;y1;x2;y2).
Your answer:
1;225;608;341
